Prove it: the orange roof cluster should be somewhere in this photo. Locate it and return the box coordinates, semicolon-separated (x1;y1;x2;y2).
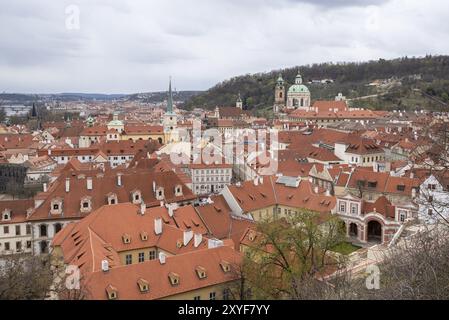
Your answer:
227;176;336;214
28;170;196;222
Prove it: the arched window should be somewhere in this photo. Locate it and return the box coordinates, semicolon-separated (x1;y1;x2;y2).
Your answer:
158;138;163;144
54;223;62;234
40;224;48;237
40;241;49;254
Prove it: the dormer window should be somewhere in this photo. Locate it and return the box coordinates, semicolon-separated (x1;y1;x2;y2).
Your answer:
248;231;256;242
140;232;148;241
168;272;180;286
106;285;118;300
195;266;207;279
156;187;165;201
80;196;92;213
131;190;142;204
107;193;118;205
175;185;183;197
220;260;231;273
122;234;131;244
137;278;150;293
50;198;63;215
2;209;11;221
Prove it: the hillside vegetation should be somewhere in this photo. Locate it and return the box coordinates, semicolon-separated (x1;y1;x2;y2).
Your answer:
183;55;449;112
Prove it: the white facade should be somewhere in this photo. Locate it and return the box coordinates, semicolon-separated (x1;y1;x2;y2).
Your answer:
191;167;232;195
0;220;32;256
417;175;449;224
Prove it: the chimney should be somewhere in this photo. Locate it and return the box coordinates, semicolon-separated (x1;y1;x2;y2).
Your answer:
140;203;146;215
43;183;47;193
48;149;51;156
183;230;193;246
101;260;109;272
168;205;174;217
314;186;319;194
410;172;415;179
253;178;259;186
412;188;417;199
87;177;93;190
194;233;203;248
152;181;156;193
65;178;70;193
160;201;164;207
259;176;263;184
117;173;122;186
154;218;162;235
159;252;166;265
325;189;331;196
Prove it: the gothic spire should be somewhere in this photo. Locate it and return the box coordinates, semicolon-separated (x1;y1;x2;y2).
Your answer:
167;76;173;114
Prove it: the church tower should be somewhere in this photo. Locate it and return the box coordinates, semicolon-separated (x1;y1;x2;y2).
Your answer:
236;93;243;110
274;74;285;113
163;77;178;143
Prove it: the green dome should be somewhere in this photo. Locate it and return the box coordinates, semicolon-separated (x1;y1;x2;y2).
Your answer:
288;84;310;93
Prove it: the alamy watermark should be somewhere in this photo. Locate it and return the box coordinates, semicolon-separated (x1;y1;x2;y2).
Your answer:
169;121;279;176
65;5;80;30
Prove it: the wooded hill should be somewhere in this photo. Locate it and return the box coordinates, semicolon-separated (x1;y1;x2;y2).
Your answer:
183;55;449;112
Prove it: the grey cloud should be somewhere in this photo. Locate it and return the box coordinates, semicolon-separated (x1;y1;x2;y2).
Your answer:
0;0;448;93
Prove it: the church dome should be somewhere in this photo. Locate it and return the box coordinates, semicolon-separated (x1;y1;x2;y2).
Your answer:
288;84;309;94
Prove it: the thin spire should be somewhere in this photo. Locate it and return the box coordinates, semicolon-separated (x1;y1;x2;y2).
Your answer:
167;76;173;114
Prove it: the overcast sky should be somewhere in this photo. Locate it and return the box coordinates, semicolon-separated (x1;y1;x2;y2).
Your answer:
0;0;448;94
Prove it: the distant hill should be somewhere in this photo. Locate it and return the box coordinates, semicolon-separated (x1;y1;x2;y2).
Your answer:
126;91;202;103
0;91;202;105
183;55;449;112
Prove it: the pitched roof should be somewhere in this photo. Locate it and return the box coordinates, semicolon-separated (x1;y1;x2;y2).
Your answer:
84;245;241;300
28;170;196;221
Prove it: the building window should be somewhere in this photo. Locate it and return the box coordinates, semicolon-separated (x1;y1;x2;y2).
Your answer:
15;225;21;236
351;204;358;215
40;225;48;237
339;201;346;213
138;252;145;263
5;242;10;251
125;254;132;265
54;223;62;234
26;241;32;249
194;296;201;300
209;292;216;300
223;288;231;300
16;241;22;251
3;226;9;234
149;251;156;260
26;224;31;235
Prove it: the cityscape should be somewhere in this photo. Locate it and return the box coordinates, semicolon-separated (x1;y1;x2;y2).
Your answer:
1;0;449;310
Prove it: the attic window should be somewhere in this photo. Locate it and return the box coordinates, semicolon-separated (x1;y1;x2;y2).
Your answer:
106;285;118;300
248;232;256;242
2;210;11;221
137;278;150;293
168;272;180;286
195;266;207;279
176;239;183;248
122;234;131;244
220;261;231;273
397;185;406;192
140;232;148;241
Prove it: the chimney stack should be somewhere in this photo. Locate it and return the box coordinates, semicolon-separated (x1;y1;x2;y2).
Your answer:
140;203;146;215
159;252;166;265
65;178;70;193
43;183;47;193
117;173;122;186
87;177;93;190
314;186;319;194
183;230;193;246
154;218;162;235
168;206;174;217
194;233;203;248
101;260;109;272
